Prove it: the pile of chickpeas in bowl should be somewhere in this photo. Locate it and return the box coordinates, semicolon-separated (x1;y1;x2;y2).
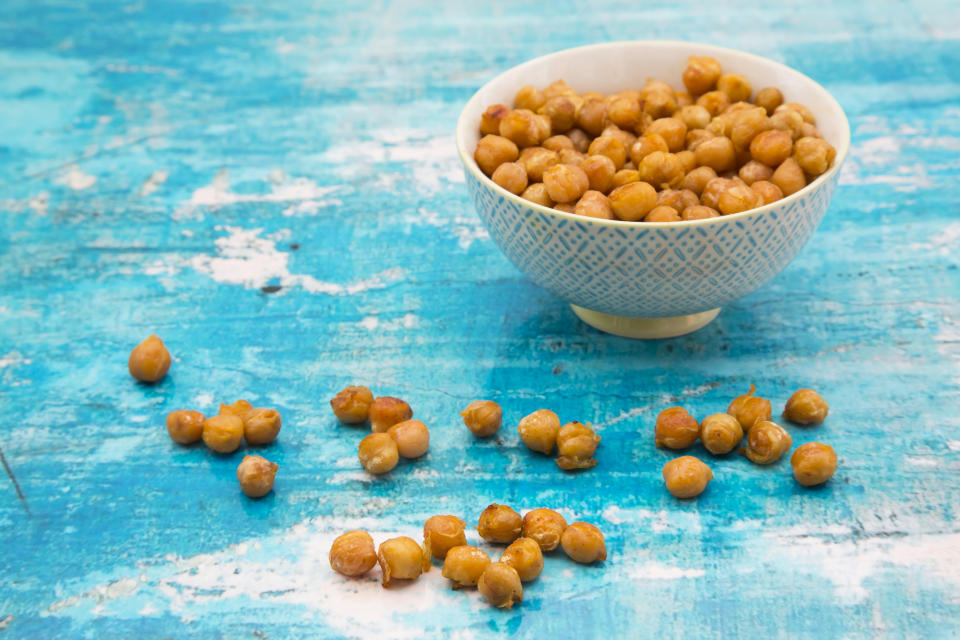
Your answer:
473;55;837;222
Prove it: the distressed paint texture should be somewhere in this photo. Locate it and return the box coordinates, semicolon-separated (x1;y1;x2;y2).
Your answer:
1;1;959;638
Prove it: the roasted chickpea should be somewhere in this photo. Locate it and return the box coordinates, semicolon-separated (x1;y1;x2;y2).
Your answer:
558;148;587;166
644;205;681;222
654;406;700;449
694;136;736;172
518;146;560;182
685;128;715;151
681;165;718;195
567;128;591;153
461;400;502;438
751;180;784;205
783;389;829;425
681;205;721;220
499;109;548;148
771;157;807;196
555;421;601;470
727;384;772;431
716;73;751;103
521;508;567;551
682;56;722;95
543;134;574;152
500;537;543;582
750;129;793;167
770;108;805;140
705;113;734;138
543;79;576;99
791;442;837;486
477;504;522;544
638;151;685;190
539;96;578;134
675;90;694;107
442;545;491;588
358;432;399;475
475;134;519;176
641;89;677;119
609;181;658;222
778;102;816;124
657;188;699;212
794;137;837;176
236;455;278;498
219;399;253;418
491;162;528;195
700;413;744;455
741;420;792;464
329;530;377;577
202;414;244;453
522;183;554;208
331;385;374;424
478;562;523;609
480;104;511;136
369;396;412;433
166;409;205;445
517;409;561;454
378;536;429;587
730;107;771;150
577;97;608;136
629;133;670;166
580;155;617;193
244;408;282;445
754;87;783;115
606;94;645;131
738;160;773;185
718;183;763;215
514;85;546;111
128;334;171;382
575;190;614;220
423;515;467;559
696;90;730;117
560;522;606;564
611;169;640;188
587;136;627;169
554;203;576;213
675;150;697;173
388;419;430;458
678;104;711;130
662;456;713;498
646;117;688;153
543;164;589;204
700;177;736;209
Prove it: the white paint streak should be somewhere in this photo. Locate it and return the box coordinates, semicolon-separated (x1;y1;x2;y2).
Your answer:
628;562;705;580
29;192;49;215
357;314;419;331
909;221;960;256
903;455;939;468
56;167;97;190
140;170;169;196
0;351;32;369
187;170;340;209
947;440;960;452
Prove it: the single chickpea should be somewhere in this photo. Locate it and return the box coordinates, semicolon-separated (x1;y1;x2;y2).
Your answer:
606;95;645;131
331;385;374;424
700;177;736;209
623;161;636;171
754;87;783;115
778;102;816;124
202;414;244;453
783;389;829;424
724;101;754;116
727;384;772;431
644;205;681;222
675;150;697;173
543;134;574;152
558;148;587;166
128;334;171;382
730;107;771;150
629;133;670;166
560;522;606;564
423;515;467;559
801;123;821;138
577;98;608;136
696;90;730;117
609;181;658;222
694;136;736;172
514;85;546;111
751;180;784;205
475;134;519;176
499;109;548;148
522;183;554;208
641;89;677;119
575;190;615;220
657;188;699;212
681;166;718;195
738;160;773;185
678;104;712;130
478;562;523;609
794;137;837;176
461;400;502;438
641;80;674;97
491;162;528;195
387;419;430;458
685;128;715;151
480;104;511;136
166;409;205;445
750;129;794;167
791;442;837;486
521;508;567;551
771;157;807;196
741;420;792;464
539;96;578;134
580;155;617;193
567;128;591;153
442;545;491;588
543;164;590;204
358;432;399;475
378;536;429;587
477;504;523;544
654;406;700;449
770;108;806;140
611;169;640;188
369;396;413;433
662;456;713;498
718;183;763;215
682;56;722;95
329;529;378;577
700;413;744;455
554;203;577;213
646;117;688;152
543;79;576;99
587;136;627;169
555;421;601;470
717;73;751;102
599;124;637;150
500;537;543;582
675;90;694;107
681;205;721;220
236;455;278;498
705;113;734;138
219;399;253;418
244;408;282;445
637;151;685;190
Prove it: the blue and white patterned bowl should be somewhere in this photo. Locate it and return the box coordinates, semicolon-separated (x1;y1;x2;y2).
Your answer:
456;42;850;338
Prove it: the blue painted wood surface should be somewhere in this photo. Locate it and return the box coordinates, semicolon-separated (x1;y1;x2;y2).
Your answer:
2;1;959;638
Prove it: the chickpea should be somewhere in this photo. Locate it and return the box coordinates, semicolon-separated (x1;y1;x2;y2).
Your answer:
219;399;253;418
587;136;627;169
705;113;734;138
694;136;736;172
358;432;399;475
514;85;546;111
558;148;587;166
236;454;278;498
677;105;711;132
244;408;282;445
681;205;721;221
521;508;567;551
609;181;657;222
750;129;793;167
478;562;523;609
754;87;783;115
623;161;636;171
611;169;640;189
675;90;694;107
724;101;754;116
751;180;784;205
477;504;523;544
794;137;837;176
499;109;548;148
641;80;674;98
657;188;699;212
778;102;816;124
567;128;591;153
423;515;467;559
461;400;502;438
681;166;718;195
716;73;751;103
128;334;171;382
662;456;713;498
770;108;805;140
522;183;554;208
577;97;608;136
700;413;744;455
378;536;429;587
580;155;617;193
727;384;772;431
543;134;574;152
554;203;576;214
500;537;543;582
646;117;687;152
331;385;374;424
700;177;736;209
801;122;821;138
654;406;700;449
560;522;606;564
202;414;244;453
791;442;837;486
474;134;519;176
575;190;614;220
644;205;681;223
682;56;722;95
387;419;430;458
783;389;829;425
741;420;792;465
730;107;771;150
491;162;528;195
442;545;491;588
555;421;601;470
718;183;762;215
543;79;576;100
675;149;697;173
641;89;677;119
629;133;669;166
696;90;730;117
738;160;773;185
369;396;413;433
543;164;589;204
771;157;807;196
480;104;510;136
606;95;645;131
685;128;715;151
539;96;578;134
166;409;205;445
638;151;685;190
329;530;377;577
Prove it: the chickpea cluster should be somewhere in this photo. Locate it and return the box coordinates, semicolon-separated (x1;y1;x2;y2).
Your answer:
517;409;601;470
475;57;836;222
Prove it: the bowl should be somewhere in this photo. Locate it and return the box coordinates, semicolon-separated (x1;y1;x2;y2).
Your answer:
456;41;850;339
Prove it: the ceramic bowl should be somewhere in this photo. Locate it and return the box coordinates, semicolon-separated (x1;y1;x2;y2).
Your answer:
456;41;850;338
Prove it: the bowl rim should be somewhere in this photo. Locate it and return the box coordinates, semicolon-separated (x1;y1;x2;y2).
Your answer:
455;40;851;229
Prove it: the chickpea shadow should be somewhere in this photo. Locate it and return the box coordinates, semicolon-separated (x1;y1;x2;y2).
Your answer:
240;488;277;517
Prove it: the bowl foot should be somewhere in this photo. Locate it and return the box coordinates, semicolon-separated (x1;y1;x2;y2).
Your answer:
570;305;721;339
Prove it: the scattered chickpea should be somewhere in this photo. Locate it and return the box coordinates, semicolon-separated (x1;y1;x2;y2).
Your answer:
128;334;171;383
460;400;502;438
771;157;807;196
475;135;519;176
543;164;590;204
514;85;546;111
236;455;278;498
518;147;560;182
522;508;567;551
791;442;837;486
480;104;511;136
378;536;429;587
718;183;763;215
521;183;554;208
609;181;657;222
500;537;544;582
783;389;829;425
655;406;700;449
518;409;562;454
751;180;784;205
423;515;467;559
329;529;377;577
575;190;615;220
358;432;399;475
499;109;549;148
644;205;681;222
580;155;617;193
244;408;282;445
387;419;430;458
331;386;374;424
442;545;491;588
754;87;783;115
369;396;413;433
682;205;721;220
741;420;793;464
695;136;736;172
202;414;244;454
477;504;523;544
716;73;751;103
539;96;578;134
611;169;640;189
794;137;837;176
727;384;772;431
699;413;744;455
560;522;606;564
166;409;205;445
682;166;718;195
738;160;773;185
478;562;523;609
555;421;601;470
750;129;794;167
682;56;722;95
662;455;714;498
491;162;528;195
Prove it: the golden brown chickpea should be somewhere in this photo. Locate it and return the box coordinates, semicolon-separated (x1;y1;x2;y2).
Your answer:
611;169;640;189
378;536;429;587
480;104;511;136
477;504;523;544
641;89;677;119
771;157;807;196
646;117;688;152
802;122;821;138
794;137;837;176
685;128;715;151
543;79;576;99
543;164;589;204
751;180;784;205
442;545;491;588
609;181;657;221
329;530;378;577
499;109;548;148
700;177;735;209
741;420;792;465
219;399;253;418
542;134;574;152
518;147;560;182
697;90;730;117
641;80;673;97
730;107;771;150
521;183;554;208
500;537;543;582
514;85;546;111
682;56;722;95
478;562;523;609
695;136;736;172
597;124;635;150
675;150;697;173
555;421;601;470
558;148;587;166
128;334;171;382
423;515;467;559
331;385;374;424
738;160;773;185
560;522;606;564
783;389;829;424
770;108;806;140
587;136;627;169
638;151;685;190
778;102;816;124
539;96;578;134
236;455;278;498
358;432;399;475
606;94;644;131
521;508;567;551
681;165;718;195
675;90;694;107
727;384;772;431
629;133;669;166
654;406;700;449
644;205;681;222
202;414;244;453
517;409;561;454
662;456;713;498
244;408;282;445
754;87;783;115
705;113;734;138
554;203;577;213
461;400;502;438
718;183;763;215
580;155;617;193
724;101;754;116
791;442;837;486
717;73;751;103
369;396;412;433
475;134;519;176
567;128;591;153
682;205;721;220
388;419;430;458
678;104;712;131
575;190;615;220
491;161;528;195
750;129;793;167
577;97;608;136
657;188;699;212
700;413;744;455
166;409;205;444
623;161;636;171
